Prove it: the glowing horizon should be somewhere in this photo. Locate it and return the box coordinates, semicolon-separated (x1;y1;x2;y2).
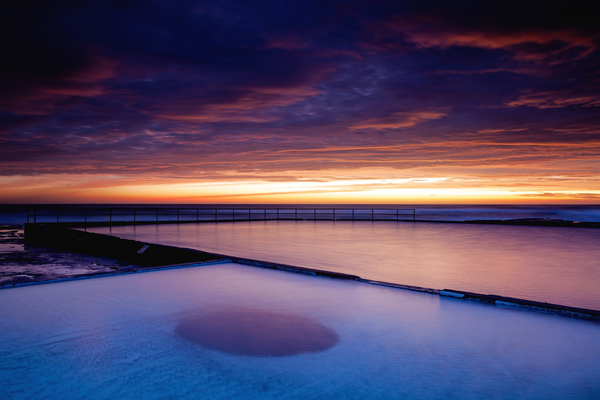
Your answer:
2;172;598;204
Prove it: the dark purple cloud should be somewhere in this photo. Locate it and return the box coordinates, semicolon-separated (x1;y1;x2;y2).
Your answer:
1;0;599;190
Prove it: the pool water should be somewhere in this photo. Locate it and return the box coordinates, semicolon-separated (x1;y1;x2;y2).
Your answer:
89;221;600;310
1;263;599;399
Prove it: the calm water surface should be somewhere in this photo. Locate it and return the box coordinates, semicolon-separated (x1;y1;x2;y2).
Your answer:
90;221;600;310
1;264;599;399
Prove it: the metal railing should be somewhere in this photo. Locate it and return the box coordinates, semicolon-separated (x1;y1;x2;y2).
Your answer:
26;207;416;224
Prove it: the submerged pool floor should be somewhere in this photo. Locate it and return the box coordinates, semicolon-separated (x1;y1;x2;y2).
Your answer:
1;263;599;399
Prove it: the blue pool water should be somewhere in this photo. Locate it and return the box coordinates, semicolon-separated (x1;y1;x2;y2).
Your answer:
1;263;599;399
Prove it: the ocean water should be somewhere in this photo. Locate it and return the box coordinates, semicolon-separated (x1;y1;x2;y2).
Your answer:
1;263;599;399
406;204;600;222
2;204;600;225
89;221;600;310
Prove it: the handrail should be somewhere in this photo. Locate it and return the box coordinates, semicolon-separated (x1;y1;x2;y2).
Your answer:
26;206;416;224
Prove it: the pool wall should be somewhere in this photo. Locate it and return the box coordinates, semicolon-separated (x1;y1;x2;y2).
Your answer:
24;223;227;266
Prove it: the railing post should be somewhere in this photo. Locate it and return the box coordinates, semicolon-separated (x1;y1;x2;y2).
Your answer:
249;209;251;220
233;209;235;221
314;209;316;220
197;209;199;221
177;208;180;222
277;209;279;219
215;209;217;221
352;209;354;220
413;209;416;221
397;209;399;221
133;208;136;222
371;209;374;221
264;209;266;220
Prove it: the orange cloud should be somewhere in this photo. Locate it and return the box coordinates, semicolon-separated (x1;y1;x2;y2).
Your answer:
381;17;598;64
349;110;446;130
154;86;319;123
507;92;600;109
520;192;600;199
407;30;594;53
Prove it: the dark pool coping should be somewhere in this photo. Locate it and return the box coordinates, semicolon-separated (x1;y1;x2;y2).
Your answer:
438;290;600;319
16;223;600;321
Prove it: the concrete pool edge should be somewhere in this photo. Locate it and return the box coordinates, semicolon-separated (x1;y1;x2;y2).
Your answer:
20;223;600;321
439;289;600;320
0;259;233;290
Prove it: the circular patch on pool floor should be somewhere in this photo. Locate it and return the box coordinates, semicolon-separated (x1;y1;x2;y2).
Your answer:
175;307;339;357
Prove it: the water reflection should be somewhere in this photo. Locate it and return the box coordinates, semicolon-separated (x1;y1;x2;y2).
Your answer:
88;221;600;310
175;307;339;356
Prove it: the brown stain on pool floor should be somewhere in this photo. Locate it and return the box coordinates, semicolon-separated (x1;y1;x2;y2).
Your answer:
175;308;339;357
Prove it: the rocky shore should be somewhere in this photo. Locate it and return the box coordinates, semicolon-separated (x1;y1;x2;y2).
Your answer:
0;225;133;287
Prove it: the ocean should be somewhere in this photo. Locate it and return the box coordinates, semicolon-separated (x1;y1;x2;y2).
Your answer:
2;204;600;225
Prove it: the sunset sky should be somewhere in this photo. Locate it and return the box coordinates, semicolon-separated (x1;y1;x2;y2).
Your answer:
1;0;599;204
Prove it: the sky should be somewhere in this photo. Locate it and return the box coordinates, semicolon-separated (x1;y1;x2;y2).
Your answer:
1;0;599;204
